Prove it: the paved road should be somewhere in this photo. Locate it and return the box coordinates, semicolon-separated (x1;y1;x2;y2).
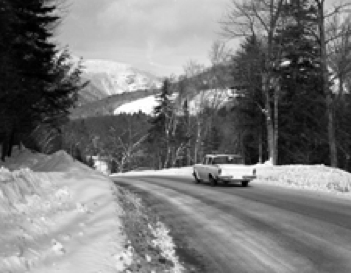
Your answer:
113;175;351;273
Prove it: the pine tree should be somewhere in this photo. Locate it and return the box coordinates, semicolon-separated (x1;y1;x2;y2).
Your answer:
0;0;84;159
230;36;267;163
275;0;326;164
148;78;175;168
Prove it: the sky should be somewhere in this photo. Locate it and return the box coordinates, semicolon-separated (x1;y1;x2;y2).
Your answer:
57;0;230;76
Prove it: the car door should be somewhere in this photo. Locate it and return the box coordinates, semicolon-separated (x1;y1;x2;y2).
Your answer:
203;157;214;182
197;156;209;181
207;158;219;181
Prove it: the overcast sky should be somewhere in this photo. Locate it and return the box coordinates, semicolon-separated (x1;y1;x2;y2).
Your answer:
57;0;230;76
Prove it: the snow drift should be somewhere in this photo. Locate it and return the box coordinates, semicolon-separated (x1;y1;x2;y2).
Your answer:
0;149;128;273
255;164;351;194
0;148;185;273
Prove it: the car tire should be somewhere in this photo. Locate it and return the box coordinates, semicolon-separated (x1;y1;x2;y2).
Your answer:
242;181;249;187
193;172;201;184
209;175;217;187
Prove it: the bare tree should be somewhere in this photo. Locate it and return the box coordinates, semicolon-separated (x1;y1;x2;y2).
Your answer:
108;126;148;173
181;57;232;163
328;14;351;96
221;0;286;165
181;60;207;163
208;40;233;108
314;0;351;167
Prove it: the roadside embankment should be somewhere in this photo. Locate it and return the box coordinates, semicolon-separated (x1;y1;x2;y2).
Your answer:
0;149;185;273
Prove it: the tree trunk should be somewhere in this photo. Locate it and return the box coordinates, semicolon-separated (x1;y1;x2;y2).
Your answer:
327;96;337;166
273;80;279;165
317;1;338;167
119;157;126;173
263;73;275;165
187;145;191;165
258;126;263;163
194;120;201;163
263;0;279;165
266;118;275;165
164;145;171;168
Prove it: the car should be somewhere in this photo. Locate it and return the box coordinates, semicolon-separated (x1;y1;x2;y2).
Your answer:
192;154;256;187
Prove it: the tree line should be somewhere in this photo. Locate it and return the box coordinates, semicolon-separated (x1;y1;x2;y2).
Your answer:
0;0;85;161
221;0;351;168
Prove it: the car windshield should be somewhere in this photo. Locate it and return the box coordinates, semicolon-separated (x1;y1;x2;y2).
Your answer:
212;156;243;164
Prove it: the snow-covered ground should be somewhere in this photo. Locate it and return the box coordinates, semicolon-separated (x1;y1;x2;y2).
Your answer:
3;148;350;272
113;89;232;116
0;149;183;273
0;149;127;273
114;95;159;115
254;164;351;196
112;164;351;196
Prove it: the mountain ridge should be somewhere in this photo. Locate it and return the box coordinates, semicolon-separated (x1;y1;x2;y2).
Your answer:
77;58;162;104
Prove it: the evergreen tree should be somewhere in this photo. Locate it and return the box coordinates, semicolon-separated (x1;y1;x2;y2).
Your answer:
148;78;175;169
230;36;267;163
276;0;326;164
0;0;84;159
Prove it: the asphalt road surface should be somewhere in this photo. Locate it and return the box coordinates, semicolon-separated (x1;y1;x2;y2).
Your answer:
113;174;351;273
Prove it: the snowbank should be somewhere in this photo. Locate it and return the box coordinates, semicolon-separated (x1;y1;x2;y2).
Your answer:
255;164;351;194
0;149;128;272
113;164;351;195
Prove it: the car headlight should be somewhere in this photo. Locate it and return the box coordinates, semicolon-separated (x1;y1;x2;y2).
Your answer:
218;168;222;175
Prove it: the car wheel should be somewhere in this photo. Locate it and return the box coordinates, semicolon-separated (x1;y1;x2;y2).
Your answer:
242;181;249;187
209;175;217;187
193;172;201;184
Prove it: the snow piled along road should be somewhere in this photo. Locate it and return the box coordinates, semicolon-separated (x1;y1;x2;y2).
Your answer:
0;149;128;273
0;149;184;273
113;164;351;196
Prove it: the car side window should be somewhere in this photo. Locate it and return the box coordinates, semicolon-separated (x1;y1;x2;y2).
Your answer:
207;158;213;165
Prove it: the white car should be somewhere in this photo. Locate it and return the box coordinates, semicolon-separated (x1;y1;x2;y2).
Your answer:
192;154;256;187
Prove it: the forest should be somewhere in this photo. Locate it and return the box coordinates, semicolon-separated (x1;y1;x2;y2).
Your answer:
62;0;351;172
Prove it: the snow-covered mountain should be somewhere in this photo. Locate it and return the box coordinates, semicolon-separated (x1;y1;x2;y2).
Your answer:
78;59;162;103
